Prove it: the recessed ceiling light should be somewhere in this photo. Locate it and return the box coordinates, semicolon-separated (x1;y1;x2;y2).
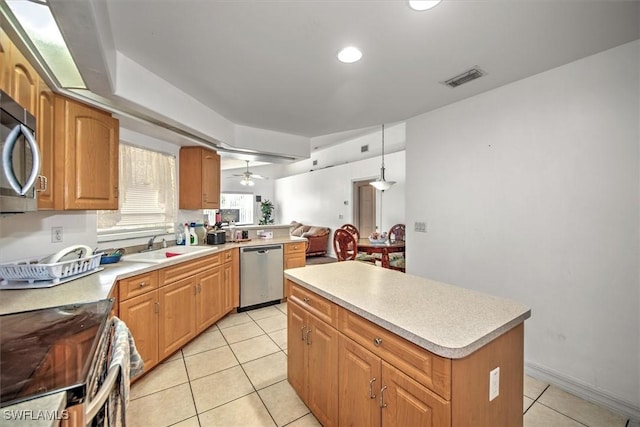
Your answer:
337;46;363;64
408;0;442;11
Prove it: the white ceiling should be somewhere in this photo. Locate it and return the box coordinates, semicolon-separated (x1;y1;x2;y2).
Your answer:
46;0;639;151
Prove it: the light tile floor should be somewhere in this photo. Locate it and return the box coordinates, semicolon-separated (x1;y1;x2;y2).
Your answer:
127;302;630;427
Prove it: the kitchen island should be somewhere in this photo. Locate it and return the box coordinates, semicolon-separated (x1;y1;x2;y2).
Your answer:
284;261;531;427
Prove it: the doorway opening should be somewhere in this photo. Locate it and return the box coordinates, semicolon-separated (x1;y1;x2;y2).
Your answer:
353;180;376;238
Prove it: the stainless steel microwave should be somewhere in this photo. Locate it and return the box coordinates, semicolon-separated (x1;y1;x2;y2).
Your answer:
0;89;41;213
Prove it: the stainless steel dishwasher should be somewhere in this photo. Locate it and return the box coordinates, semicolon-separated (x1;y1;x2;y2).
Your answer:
239;244;284;311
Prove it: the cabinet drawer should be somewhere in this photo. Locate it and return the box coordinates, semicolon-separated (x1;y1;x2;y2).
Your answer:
159;252;222;284
119;270;159;301
338;308;451;400
285;242;306;255
223;248;236;263
288;282;337;327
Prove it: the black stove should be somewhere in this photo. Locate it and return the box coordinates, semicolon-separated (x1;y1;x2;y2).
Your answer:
0;299;112;408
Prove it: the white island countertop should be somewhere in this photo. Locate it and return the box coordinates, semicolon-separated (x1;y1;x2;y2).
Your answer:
284;261;531;359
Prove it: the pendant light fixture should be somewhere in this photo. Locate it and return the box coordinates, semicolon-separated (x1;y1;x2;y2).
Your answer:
370;124;396;191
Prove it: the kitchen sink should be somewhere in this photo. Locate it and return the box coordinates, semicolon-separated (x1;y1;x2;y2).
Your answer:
121;245;216;264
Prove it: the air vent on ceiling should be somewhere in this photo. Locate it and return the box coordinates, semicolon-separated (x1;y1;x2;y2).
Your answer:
443;67;485;88
361;145;369;153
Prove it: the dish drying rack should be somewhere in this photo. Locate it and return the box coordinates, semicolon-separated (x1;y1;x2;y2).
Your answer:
0;245;101;285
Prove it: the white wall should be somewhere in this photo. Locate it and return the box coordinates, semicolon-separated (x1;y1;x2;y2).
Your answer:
274;151;405;257
406;40;640;417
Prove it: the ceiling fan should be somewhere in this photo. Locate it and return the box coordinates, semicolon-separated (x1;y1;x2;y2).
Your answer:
232;160;268;186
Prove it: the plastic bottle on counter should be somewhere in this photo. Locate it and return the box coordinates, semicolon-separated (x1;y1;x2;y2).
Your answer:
189;223;198;245
184;223;191;246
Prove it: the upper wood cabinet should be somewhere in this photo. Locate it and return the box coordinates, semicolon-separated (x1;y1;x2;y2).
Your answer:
0;34;40;116
37;78;55;209
179;146;220;209
0;28;10;93
54;95;119;210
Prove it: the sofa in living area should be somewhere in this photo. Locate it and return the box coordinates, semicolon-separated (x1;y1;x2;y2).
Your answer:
289;221;331;257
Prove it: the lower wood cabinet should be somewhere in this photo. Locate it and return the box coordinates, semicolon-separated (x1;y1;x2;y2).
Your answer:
118;249;240;380
287;280;525;427
288;299;338;427
284;242;306;270
158;276;197;360
120;289;160;371
195;266;224;334
339;334;450;426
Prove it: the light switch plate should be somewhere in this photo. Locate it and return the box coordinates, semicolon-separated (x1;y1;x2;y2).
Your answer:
489;367;500;401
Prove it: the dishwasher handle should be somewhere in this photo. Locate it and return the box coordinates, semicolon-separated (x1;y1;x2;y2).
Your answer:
241;245;282;254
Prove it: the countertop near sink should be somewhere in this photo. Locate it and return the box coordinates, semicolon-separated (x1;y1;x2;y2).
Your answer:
0;237;305;315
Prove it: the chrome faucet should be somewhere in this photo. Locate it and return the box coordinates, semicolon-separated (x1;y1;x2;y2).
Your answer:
147;235;158;250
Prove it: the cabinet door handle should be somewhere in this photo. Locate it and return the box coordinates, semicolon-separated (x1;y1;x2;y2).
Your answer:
36;175;47;192
380;385;388;408
305;328;312;345
114;186;119;198
155;302;160;314
369;378;377;399
373;337;383;347
300;326;307;341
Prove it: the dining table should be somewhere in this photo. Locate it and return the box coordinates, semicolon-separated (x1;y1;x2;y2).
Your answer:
357;238;405;270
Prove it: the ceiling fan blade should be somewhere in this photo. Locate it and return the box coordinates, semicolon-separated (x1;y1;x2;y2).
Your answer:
252;174;268;180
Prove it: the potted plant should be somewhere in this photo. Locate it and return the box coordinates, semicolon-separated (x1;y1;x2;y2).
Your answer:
259;200;275;225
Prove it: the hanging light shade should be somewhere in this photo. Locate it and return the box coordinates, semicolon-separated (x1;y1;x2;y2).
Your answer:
370;124;396;191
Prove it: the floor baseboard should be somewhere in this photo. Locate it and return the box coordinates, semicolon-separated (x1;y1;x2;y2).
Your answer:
525;361;640;423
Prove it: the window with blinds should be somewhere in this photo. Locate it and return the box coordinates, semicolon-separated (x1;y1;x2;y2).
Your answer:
216;193;254;225
97;144;177;242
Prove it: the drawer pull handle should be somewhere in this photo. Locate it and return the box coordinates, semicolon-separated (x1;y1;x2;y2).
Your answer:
373;337;383;347
380;385;388;408
369;378;377;399
138;282;147;288
302;297;310;303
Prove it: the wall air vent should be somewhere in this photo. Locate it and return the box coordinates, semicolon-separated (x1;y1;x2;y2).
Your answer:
443;67;485;88
313;160;318;166
361;145;369;153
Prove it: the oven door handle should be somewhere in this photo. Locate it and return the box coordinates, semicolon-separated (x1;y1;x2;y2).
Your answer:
85;364;120;423
2;124;41;196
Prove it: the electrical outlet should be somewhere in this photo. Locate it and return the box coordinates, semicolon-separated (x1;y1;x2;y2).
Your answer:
51;226;63;243
489;367;500;401
414;221;427;233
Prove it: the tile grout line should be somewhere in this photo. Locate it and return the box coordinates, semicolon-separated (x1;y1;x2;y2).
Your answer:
527;385;591;427
180;349;204;427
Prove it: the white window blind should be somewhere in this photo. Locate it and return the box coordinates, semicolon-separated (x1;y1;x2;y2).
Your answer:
97;144;177;242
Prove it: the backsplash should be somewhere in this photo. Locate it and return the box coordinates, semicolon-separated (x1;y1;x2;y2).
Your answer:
0;211;98;263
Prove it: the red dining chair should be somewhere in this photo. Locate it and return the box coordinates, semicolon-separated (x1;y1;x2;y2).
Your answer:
333;229;376;264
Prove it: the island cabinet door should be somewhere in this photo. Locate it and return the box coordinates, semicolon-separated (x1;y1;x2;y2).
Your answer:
380;361;451;427
306;313;338;427
338;335;382;427
287;301;307;398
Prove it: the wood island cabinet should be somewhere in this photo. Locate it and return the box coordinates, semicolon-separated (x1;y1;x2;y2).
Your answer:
179;146;220;209
288;285;339;427
286;279;524;427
